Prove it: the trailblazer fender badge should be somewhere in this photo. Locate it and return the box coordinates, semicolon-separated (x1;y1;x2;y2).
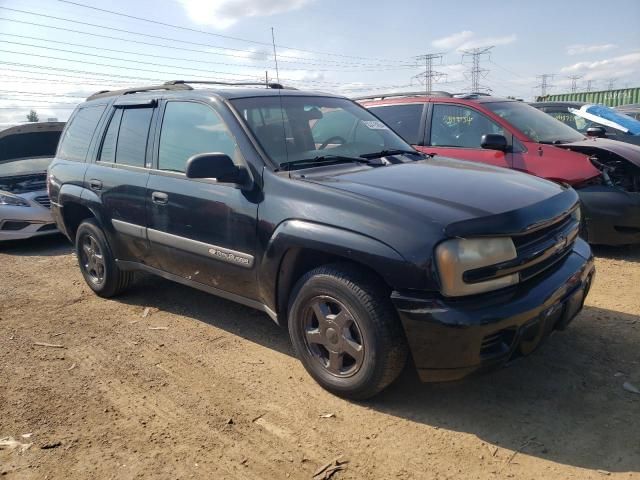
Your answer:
208;247;254;268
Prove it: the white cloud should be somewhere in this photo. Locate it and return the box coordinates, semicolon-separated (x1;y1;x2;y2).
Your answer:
431;31;516;52
566;44;617;56
432;30;474;50
179;0;314;29
561;51;640;79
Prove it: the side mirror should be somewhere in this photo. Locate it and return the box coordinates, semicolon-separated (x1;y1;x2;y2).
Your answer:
586;126;606;138
480;134;509;152
185;153;247;184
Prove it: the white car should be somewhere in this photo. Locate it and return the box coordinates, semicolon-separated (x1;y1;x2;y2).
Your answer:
0;122;65;241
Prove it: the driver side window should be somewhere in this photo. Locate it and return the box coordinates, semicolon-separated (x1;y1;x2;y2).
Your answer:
430;104;504;148
158;101;240;173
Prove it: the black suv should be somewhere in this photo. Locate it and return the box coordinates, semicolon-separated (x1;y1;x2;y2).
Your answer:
49;81;595;399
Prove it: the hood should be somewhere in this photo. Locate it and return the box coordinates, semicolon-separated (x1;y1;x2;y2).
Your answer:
304;157;572;235
569;104;640;135
0;122;64;163
556;137;640;169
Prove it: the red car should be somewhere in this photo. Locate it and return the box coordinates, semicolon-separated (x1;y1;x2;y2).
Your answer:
357;92;640;245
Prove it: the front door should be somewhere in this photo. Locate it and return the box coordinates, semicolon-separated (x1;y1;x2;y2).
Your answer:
145;100;260;299
420;103;512;169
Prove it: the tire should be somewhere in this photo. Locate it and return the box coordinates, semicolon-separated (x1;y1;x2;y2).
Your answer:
75;218;133;298
288;263;408;400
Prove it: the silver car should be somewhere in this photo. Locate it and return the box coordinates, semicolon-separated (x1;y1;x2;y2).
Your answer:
0;122;65;241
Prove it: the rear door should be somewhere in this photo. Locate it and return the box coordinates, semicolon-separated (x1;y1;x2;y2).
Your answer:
145;99;259;299
85;101;156;261
421;103;512;168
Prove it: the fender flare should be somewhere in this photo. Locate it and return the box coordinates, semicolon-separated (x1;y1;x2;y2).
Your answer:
258;219;422;318
57;184;106;235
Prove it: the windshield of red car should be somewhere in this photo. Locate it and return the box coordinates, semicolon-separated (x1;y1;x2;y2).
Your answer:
485;101;585;144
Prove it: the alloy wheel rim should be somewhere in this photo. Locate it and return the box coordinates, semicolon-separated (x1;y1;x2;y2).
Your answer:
302;295;365;378
80;234;105;285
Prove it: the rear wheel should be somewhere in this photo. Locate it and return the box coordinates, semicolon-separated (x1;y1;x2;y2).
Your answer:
75;219;132;297
288;263;408;399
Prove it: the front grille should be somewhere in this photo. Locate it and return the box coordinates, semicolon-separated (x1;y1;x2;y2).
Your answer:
34;195;51;209
464;210;580;285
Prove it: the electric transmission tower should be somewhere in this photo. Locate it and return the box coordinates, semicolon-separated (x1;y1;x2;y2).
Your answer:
460;46;493;93
567;75;582;93
586;79;594;92
607;78;617;91
411;53;446;94
536;74;555;97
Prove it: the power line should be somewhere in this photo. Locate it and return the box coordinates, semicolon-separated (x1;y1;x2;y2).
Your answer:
0;8;416;68
56;0;414;64
461;46;493;93
411;53;446;94
567;75;582;93
535;74;554;97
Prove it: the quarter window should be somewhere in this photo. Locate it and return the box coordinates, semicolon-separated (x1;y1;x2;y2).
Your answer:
430;104;504;148
57;104;106;162
115;108;153;167
158;102;240;173
368;104;424;144
98;109;123;163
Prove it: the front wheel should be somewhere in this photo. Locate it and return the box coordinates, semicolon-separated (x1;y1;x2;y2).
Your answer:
288;264;408;400
75;219;132;298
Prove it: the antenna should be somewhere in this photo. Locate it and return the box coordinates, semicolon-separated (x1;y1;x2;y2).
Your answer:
271;27;280;84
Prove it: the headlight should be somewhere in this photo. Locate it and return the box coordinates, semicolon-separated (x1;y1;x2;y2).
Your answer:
0;191;30;207
572;206;581;225
435;237;518;297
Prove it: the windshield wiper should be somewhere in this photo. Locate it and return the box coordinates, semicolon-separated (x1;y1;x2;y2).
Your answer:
278;155;370;171
359;149;423;159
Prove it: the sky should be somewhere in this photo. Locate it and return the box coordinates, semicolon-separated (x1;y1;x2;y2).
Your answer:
0;0;639;124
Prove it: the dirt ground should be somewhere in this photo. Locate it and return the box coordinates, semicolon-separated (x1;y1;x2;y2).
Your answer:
1;235;639;480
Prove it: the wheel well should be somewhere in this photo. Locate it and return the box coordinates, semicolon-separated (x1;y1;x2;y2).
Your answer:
276;248;388;326
62;203;95;241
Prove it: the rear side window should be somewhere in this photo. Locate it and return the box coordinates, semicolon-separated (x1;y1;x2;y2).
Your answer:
158;101;240;173
368;104;424;144
57;104;106;161
115;108;153;167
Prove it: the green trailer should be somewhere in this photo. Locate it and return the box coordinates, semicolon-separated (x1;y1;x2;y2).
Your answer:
536;87;640;107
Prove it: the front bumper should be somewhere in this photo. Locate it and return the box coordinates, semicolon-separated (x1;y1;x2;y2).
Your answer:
392;238;595;382
0;193;58;241
577;185;640;245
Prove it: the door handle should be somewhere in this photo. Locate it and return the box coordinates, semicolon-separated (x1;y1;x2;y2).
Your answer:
151;191;169;205
89;179;103;191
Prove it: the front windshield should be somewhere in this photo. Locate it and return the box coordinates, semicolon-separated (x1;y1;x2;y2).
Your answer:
485;101;584;144
230;95;414;167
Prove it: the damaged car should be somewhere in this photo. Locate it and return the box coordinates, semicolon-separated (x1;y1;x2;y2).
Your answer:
0;122;65;241
532;101;640;146
359;93;640;245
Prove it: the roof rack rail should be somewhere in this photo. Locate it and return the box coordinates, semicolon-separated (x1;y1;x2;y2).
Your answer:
452;92;493;99
87;82;193;101
87;80;293;101
165;80;288;89
352;91;452;101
